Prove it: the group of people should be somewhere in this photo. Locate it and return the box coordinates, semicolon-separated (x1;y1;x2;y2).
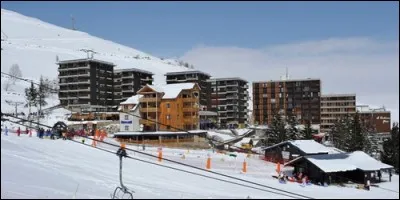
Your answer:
278;171;310;185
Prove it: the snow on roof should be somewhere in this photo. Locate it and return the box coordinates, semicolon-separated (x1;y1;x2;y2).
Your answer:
303;151;394;173
120;95;143;105
114;68;154;75
263;140;341;155
199;111;218;116
290;140;339;154
145;83;197;99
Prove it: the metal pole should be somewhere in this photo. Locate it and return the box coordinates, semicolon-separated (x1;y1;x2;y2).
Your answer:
156;92;158;132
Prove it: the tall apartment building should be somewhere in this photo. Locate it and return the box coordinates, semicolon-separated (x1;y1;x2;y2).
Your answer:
165;71;211;110
207;78;249;128
114;68;154;103
58;58;115;112
357;105;391;133
253;78;321;125
320;94;356;133
137;83;200;131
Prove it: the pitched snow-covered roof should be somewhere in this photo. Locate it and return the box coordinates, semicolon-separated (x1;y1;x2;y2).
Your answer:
120;95;143;105
142;83;198;99
302;151;394;173
263;140;341;155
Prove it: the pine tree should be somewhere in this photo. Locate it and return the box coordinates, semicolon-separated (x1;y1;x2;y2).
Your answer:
381;123;399;173
268;109;286;144
36;76;48;108
300;120;315;140
331;115;349;151
24;82;38;108
348;112;365;152
286;111;299;140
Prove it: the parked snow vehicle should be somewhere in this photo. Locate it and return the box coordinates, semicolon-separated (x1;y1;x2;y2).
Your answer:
52;121;68;139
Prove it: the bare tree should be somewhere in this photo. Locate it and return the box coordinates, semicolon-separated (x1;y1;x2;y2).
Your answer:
9;64;23;85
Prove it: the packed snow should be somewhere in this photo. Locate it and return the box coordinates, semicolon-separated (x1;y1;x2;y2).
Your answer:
1;133;398;199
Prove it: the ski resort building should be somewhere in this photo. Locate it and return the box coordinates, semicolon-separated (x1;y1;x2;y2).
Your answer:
253;78;321;126
284;151;394;185
165;70;212;111
320;94;356;133
114;68;154;103
118;95;142;132
207;77;249;129
357;105;391;133
58;58;115;112
137;83;201;132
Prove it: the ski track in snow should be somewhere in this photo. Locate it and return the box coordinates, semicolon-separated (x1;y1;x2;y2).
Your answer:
1;133;399;199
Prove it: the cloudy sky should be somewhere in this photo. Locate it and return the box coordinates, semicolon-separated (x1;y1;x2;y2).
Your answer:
2;1;399;122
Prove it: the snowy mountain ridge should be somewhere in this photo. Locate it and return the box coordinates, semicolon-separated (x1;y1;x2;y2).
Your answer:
1;8;192;85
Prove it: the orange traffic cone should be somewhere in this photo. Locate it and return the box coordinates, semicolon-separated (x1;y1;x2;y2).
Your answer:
206;155;211;170
121;142;126;149
276;162;281;174
242;159;247;173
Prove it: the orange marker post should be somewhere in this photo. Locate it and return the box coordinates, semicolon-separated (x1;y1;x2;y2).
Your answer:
276;162;281;174
158;147;163;162
242;159;247;173
206;154;211;170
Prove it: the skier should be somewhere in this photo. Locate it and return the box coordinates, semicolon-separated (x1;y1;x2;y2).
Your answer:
17;127;21;137
389;170;392;182
25;128;29;135
4;126;8;136
377;170;381;183
29;129;32;137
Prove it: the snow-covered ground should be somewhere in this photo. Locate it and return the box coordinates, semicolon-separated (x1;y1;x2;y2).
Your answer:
1;133;398;199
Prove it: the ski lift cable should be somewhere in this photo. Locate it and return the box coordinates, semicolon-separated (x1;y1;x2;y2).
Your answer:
1;73;311;198
67;139;306;199
3;115;313;199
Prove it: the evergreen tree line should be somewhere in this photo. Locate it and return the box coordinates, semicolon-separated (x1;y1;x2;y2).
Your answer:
381;123;399;173
263;110;318;146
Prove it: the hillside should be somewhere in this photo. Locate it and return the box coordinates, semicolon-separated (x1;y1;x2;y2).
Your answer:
1;8;192;85
1;133;399;199
0;8;197;121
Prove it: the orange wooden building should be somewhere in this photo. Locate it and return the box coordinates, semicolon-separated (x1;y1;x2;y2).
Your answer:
137;83;201;132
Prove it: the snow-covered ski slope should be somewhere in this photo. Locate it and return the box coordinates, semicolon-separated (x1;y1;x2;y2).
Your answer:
1;8;191;85
1;133;399;199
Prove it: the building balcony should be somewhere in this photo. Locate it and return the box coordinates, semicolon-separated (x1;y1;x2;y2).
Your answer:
141;77;153;81
58;65;90;71
226;95;239;99
182;98;197;103
184;117;198;124
59;72;90;77
140;107;161;113
140;97;162;102
183;107;198;113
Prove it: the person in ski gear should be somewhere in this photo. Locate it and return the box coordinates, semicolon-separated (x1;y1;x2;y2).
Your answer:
377;170;381;183
26;128;29;135
389;170;392;182
4;126;8;136
29;129;32;137
17;127;21;136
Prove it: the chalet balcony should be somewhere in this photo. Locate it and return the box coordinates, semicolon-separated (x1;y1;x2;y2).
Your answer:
139;107;160;113
139;97;162;102
182;98;197;103
183;107;198;113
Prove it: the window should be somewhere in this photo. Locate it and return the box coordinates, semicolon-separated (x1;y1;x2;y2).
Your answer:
167;115;170;120
166;103;170;108
262;94;268;98
271;99;276;103
124;115;129;120
124;126;129;131
279;93;282;98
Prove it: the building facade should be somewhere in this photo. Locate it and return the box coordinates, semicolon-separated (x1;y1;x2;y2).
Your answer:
165;71;211;110
58;58;115;112
137;83;201;132
320;94;356;133
114;68;153;103
253;78;321;125
119;95;142;132
357;105;391;133
207;78;249;128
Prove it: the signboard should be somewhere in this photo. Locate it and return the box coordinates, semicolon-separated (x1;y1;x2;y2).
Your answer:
121;120;132;124
282;151;290;160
